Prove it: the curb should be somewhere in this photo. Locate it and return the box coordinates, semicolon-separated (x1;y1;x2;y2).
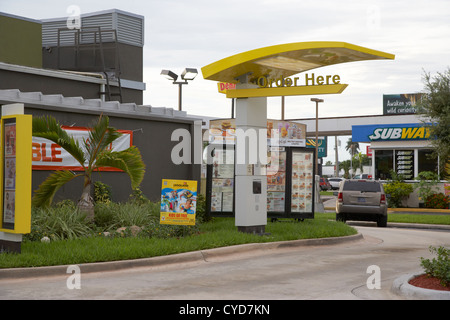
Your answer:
389;208;450;214
324;206;450;214
391;273;450;300
0;233;363;280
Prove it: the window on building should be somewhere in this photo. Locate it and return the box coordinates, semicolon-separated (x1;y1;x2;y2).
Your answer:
375;150;393;180
418;149;437;174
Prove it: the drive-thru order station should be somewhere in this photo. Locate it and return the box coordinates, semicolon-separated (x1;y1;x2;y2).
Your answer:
201;41;395;234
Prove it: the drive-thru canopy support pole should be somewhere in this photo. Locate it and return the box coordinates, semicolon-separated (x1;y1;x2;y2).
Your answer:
234;73;268;234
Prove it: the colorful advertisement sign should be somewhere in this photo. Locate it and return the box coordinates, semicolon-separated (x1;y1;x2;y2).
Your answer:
160;179;197;226
3;120;16;226
209;119;306;147
383;94;422;115
32;126;132;171
305;137;327;158
0;114;32;235
352;123;431;142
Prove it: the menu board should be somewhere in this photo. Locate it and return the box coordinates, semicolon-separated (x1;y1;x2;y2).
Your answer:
291;151;313;212
267;148;286;211
3;119;16;229
206;145;315;219
395;150;414;179
210;148;234;212
209;119;306;147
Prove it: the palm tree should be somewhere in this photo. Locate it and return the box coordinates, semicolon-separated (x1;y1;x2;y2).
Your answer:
32;114;146;219
339;160;351;178
345;138;360;177
345;138;360;157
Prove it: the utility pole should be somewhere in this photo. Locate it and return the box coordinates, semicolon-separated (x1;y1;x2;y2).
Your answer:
335;136;339;177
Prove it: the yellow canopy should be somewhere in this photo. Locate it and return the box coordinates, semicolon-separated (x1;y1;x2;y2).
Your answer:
202;41;395;84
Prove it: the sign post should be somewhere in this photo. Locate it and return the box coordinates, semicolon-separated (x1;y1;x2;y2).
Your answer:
0;104;32;254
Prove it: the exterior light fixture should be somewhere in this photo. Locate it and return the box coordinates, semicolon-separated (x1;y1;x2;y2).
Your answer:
311;98;324;176
181;68;198;81
160;68;198;111
161;69;178;81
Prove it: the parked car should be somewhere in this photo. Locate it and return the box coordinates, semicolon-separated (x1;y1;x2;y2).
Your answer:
319;177;331;190
352;174;372;179
336;179;387;227
328;177;344;190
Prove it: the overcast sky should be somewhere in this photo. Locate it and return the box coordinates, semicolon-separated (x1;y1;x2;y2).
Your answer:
2;0;450;163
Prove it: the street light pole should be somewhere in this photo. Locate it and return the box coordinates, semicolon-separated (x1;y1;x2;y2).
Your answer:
311;98;324;176
174;80;187;111
161;68;198;111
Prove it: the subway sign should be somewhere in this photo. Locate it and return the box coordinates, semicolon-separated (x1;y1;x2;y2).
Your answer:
352;123;431;142
369;126;430;141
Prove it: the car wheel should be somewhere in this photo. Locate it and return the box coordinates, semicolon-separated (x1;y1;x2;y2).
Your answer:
377;215;387;227
336;213;346;222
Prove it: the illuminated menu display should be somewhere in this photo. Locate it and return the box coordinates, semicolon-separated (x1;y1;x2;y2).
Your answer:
2;119;16;230
395;150;414;180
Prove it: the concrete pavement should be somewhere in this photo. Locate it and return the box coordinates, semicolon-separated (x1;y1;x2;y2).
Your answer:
321;195;450;215
0;195;449;301
1;226;449;300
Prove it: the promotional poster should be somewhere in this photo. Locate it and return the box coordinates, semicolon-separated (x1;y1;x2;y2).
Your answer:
160;179;197;226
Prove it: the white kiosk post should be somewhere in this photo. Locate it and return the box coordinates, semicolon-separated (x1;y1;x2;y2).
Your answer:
234;74;268;234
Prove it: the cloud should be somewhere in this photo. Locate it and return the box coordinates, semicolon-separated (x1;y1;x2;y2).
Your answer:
2;0;449;121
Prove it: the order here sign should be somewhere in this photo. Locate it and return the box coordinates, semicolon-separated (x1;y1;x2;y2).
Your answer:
32;126;132;171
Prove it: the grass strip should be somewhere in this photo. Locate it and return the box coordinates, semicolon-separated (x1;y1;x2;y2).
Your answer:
0;216;356;269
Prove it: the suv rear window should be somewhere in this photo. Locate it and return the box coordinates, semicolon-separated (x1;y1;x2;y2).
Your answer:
342;181;381;192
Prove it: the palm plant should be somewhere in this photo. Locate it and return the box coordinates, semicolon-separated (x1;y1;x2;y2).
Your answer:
345;138;360;177
345;138;360;157
32;114;146;219
339;160;351;178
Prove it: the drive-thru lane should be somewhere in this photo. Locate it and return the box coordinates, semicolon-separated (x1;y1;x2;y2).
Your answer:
0;226;449;300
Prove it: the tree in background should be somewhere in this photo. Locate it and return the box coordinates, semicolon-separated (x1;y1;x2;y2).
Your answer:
32;115;146;219
416;68;450;179
352;152;371;175
339;160;351;178
345;138;360;177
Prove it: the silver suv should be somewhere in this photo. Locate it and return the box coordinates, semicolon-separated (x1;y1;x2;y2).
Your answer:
336;179;387;227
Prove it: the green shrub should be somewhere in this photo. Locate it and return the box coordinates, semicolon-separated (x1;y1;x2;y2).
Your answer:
195;194;209;223
425;193;449;209
94;201;158;231
25;204;93;241
415;171;440;202
383;181;414;208
129;187;150;205
26;196;208;243
383;171;414;208
94;181;112;203
420;246;450;287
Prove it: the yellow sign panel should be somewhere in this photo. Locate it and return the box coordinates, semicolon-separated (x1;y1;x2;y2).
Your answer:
160;179;197;226
202;41;395;84
226;84;348;98
0;115;32;234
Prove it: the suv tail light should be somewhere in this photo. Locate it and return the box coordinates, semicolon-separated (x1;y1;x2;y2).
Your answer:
337;192;343;202
380;194;386;204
